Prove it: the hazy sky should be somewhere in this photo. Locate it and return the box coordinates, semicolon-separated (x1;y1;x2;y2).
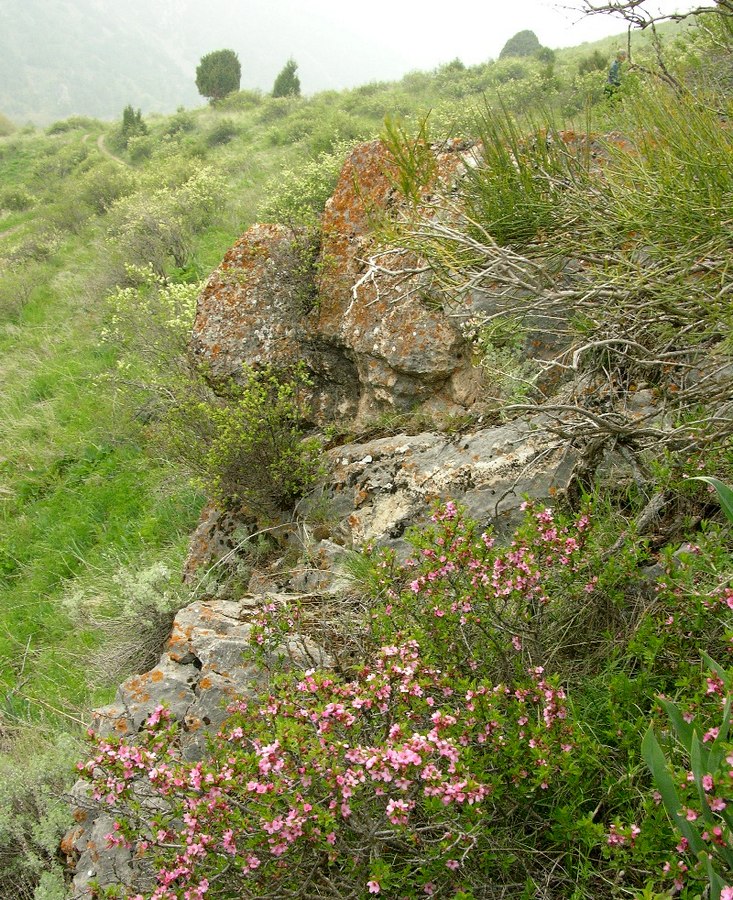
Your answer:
0;0;704;120
297;0;700;65
243;0;702;92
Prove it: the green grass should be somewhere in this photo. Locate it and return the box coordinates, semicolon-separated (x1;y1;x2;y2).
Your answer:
0;235;203;723
0;17;730;895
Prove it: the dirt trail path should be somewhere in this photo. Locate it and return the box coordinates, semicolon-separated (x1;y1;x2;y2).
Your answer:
0;222;23;241
96;133;130;167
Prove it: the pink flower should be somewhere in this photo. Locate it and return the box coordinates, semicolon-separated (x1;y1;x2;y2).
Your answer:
720;888;733;900
446;859;460;871
367;881;381;894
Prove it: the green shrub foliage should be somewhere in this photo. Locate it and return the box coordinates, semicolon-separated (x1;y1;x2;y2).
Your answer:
0;111;16;136
272;59;301;98
196;50;242;102
165;363;323;516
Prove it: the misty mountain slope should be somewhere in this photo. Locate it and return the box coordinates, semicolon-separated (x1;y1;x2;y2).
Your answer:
0;0;412;124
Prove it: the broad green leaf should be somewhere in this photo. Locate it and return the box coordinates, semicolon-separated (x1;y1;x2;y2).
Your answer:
701;653;730;688
690;477;733;524
690;735;716;827
712;701;732;773
659;696;695;753
642;725;706;855
703;854;726;900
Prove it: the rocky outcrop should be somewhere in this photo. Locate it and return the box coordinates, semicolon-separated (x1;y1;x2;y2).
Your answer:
65;138;587;896
65;595;331;897
289;415;577;584
190;141;492;427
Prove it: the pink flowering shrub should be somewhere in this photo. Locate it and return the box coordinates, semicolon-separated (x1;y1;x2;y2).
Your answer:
641;653;733;897
80;639;585;898
366;500;610;682
77;499;733;898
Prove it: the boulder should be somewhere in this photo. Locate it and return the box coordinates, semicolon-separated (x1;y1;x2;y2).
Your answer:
66;595;331;897
190;223;306;381
190;223;360;421
189;141;491;428
300;414;578;557
313;140;486;424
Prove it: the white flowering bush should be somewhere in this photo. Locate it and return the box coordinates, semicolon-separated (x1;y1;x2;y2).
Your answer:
101;263;203;403
258;140;358;226
106;164;226;276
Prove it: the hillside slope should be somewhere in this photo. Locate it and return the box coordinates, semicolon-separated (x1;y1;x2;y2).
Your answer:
0;0;416;124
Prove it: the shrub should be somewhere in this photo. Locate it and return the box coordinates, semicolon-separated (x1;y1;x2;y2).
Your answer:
81;643;586;899
578;49;608;76
77;162;136;214
258;140;357;226
105;164;225;277
46;115;99;135
42;197;93;234
164;108;196;137
0;264;40;320
78;489;733;899
101;263;202;383
457;107;587;246
75;498;685;899
127;133;154;163
215;89;263;112
460;314;539;405
165;364;324;517
0;187;35;211
0;732;78;900
66;558;192;685
0;112;16;137
206;118;238;147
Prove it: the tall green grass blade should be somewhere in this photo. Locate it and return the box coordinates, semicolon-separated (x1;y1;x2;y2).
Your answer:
690;478;733;524
690;735;717;827
659;696;695;754
641;725;706;855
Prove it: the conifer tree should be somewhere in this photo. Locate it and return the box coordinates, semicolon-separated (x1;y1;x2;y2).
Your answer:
272;59;301;98
196;49;241;102
499;30;542;58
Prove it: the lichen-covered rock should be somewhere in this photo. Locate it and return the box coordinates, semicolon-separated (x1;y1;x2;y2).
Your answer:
189;141;491;428
190;222;360;422
313;140;485;424
182;501;240;584
66;595;331;898
300;415;577;556
190;224;306;381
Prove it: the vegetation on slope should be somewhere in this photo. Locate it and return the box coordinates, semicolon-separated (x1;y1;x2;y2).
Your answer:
0;9;732;898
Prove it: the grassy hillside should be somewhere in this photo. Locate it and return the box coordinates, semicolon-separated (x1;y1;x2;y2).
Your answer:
0;12;731;898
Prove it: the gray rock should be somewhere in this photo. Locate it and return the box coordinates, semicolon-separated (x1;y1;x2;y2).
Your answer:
66;595;332;897
300;414;577;553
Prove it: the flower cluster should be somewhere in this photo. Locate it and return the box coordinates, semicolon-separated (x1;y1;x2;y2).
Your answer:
81;629;582;897
374;500;595;680
78;499;733;898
